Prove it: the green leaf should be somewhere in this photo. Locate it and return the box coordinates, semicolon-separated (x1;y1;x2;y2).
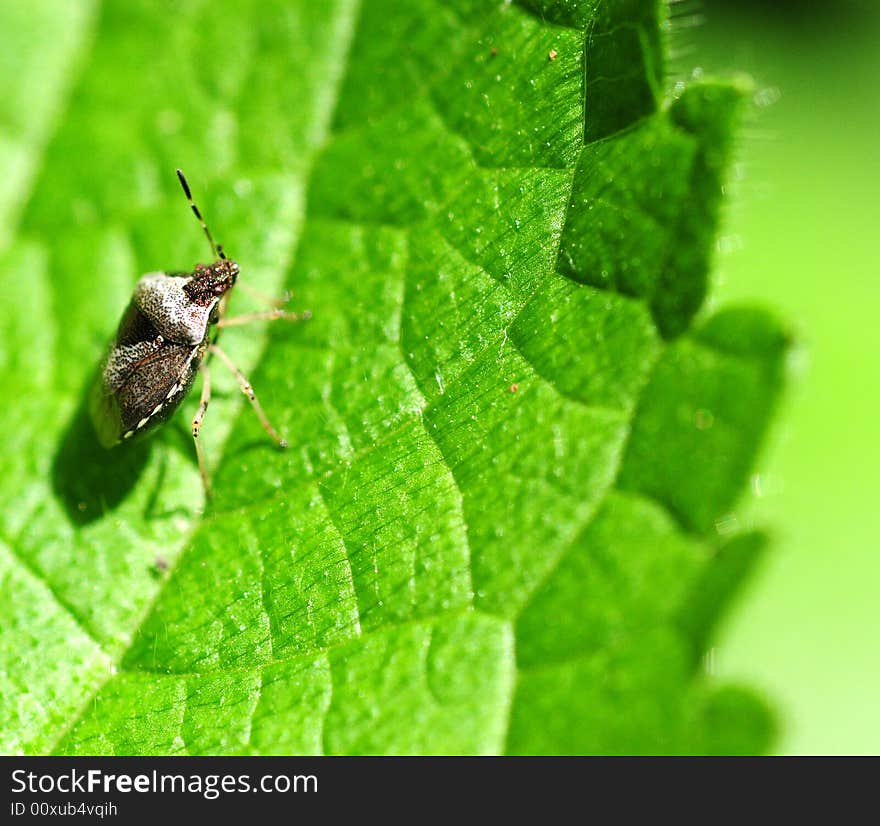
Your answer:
0;0;785;755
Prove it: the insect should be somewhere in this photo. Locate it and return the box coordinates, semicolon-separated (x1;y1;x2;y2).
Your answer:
90;169;306;496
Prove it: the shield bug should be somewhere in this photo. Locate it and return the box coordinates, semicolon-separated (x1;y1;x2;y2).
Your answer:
90;169;307;496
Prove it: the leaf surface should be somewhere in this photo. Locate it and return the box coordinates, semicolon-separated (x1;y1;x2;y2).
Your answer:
0;0;784;755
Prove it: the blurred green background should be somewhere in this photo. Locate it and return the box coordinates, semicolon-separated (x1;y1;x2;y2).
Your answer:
693;0;880;754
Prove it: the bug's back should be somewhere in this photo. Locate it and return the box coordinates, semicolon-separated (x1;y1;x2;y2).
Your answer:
90;264;237;447
90;297;206;447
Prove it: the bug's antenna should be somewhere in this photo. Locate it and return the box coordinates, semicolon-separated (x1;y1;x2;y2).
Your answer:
176;168;225;260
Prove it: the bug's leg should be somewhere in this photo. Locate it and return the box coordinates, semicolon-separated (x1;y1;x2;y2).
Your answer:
237;282;291;309
208;344;288;448
192;362;213;498
216;308;311;328
216;291;232;319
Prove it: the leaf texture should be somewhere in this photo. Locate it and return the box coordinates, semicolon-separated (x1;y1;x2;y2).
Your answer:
0;0;785;755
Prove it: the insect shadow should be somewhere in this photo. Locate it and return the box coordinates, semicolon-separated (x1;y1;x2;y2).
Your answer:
51;367;152;525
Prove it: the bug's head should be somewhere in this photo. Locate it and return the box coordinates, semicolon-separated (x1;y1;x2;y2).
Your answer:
184;260;239;305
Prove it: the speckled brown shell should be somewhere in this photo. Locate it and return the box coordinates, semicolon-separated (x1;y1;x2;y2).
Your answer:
90;267;231;447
